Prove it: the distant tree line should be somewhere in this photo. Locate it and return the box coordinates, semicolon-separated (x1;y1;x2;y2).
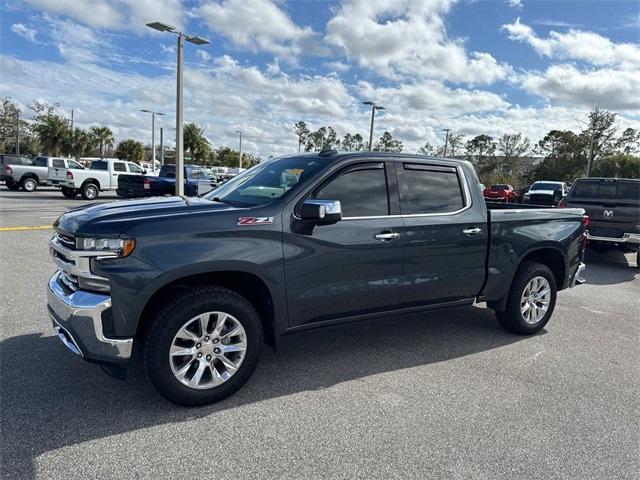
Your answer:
0;97;259;168
294;121;404;153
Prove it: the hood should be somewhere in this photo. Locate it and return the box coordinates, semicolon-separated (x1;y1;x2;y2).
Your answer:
527;189;556;196
54;196;238;236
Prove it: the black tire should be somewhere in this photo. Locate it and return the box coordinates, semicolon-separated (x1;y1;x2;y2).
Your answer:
81;182;99;200
21;177;38;192
495;261;557;335
144;286;263;406
6;181;20;191
61;187;79;199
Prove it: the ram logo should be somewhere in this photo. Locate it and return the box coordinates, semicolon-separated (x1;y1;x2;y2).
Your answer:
603;210;614;219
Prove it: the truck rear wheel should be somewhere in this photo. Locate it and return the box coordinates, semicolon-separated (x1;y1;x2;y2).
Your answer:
61;187;79;199
495;261;557;335
21;177;38;192
144;286;263;406
81;182;99;200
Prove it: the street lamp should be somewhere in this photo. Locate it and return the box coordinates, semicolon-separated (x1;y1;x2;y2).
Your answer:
235;130;243;170
146;21;210;195
363;101;385;151
140;109;165;174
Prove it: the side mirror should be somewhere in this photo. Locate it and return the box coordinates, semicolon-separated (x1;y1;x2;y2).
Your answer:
143;169;148;174
300;199;342;225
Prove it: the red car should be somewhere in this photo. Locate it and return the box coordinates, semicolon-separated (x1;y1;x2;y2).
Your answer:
483;184;518;202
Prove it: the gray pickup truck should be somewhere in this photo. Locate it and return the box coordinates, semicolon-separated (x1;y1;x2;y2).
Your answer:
1;156;85;192
47;152;588;405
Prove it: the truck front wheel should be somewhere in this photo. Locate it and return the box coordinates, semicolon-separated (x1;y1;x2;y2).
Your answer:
495;261;557;335
144;286;263;406
81;182;99;200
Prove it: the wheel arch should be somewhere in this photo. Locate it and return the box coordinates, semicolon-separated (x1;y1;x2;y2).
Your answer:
135;269;280;349
20;172;40;184
82;178;101;190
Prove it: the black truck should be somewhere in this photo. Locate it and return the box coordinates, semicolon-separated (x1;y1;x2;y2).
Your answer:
48;152;588;405
116;164;218;198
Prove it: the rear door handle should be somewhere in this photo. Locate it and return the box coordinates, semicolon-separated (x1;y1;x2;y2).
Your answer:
374;232;400;241
462;227;483;236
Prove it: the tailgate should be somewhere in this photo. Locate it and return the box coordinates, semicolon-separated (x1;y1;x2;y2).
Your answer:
117;174;148;194
49;167;68;182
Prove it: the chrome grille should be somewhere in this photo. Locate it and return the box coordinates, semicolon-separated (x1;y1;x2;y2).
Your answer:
58;270;79;292
56;232;76;250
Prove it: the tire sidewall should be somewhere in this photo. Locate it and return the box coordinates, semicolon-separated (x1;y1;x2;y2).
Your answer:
22;178;37;192
145;290;262;406
501;262;557;334
82;183;98;200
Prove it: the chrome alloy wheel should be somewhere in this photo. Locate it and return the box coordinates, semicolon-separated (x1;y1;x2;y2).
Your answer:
169;312;247;390
520;276;551;324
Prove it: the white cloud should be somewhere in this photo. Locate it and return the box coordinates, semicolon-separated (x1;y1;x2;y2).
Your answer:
325;0;511;84
11;23;38;42
522;65;640;112
503;18;640;69
196;50;212;63
506;0;523;8
25;0;183;32
199;0;317;56
324;61;350;73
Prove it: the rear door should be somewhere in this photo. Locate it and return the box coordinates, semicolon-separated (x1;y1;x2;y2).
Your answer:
567;179;640;238
397;162;487;304
283;160;404;327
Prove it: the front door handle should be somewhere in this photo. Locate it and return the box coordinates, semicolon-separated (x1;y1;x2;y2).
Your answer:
462;227;483;236
374;232;400;241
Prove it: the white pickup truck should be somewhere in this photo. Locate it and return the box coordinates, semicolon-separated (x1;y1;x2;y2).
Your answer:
49;158;144;199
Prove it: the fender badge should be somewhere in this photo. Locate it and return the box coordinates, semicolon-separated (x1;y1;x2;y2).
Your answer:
237;217;274;225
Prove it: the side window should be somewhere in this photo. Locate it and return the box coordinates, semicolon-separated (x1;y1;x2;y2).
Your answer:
315;164;388;217
33;157;48;167
127;163;143;173
67;160;83;169
401;164;466;214
52;159;65;168
113;162;127;172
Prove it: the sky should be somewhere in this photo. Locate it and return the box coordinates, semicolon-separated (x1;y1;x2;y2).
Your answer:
1;0;639;158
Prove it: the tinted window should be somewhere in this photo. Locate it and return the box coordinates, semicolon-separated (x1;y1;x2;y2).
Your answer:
315;165;388;217
490;184;509;191
572;180;640;202
401;165;465;214
90;160;108;170
52;159;65;168
113;162;126;172
532;182;563;190
160;165;176;178
33;157;48;167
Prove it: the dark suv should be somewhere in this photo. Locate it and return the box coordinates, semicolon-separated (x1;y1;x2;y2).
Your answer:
564;177;640;267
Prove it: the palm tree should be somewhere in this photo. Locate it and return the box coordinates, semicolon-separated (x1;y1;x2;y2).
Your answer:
90;125;114;158
115;138;144;162
183;123;210;164
32;114;69;156
64;128;93;159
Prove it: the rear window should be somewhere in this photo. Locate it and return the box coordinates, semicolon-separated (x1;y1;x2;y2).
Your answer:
490;184;508;191
90;160;108;170
532;182;562;191
33;157;48;167
571;180;640;202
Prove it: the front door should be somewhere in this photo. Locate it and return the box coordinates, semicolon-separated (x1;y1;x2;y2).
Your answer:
283;161;404;327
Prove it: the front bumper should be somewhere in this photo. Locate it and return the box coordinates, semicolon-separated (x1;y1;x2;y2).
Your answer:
587;232;640;246
48;271;133;365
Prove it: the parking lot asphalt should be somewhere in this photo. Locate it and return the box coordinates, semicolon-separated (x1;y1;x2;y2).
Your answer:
1;188;638;480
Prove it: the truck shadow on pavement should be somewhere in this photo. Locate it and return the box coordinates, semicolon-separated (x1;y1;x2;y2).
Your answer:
1;306;529;478
583;251;637;286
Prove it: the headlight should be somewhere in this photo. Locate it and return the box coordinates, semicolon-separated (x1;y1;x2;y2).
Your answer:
77;237;136;257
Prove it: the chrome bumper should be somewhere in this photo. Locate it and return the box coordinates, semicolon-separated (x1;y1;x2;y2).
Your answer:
48;272;133;363
570;263;586;288
587;232;640;245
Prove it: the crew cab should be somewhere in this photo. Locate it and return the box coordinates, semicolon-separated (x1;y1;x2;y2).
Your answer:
116;164;218;198
564;177;639;268
2;156;85;192
523;181;567;206
50;158;144;199
47;152;588;406
483;184;517;202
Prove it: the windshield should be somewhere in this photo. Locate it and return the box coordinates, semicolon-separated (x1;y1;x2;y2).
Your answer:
531;182;561;191
204;157;325;207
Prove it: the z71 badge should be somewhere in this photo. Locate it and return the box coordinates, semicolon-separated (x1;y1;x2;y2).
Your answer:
237;217;274;225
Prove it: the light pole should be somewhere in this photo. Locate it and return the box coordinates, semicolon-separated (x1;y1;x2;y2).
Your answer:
160;127;164;166
235;130;243;170
442;128;451;157
147;21;210;195
141;109;165;174
363;101;384;151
